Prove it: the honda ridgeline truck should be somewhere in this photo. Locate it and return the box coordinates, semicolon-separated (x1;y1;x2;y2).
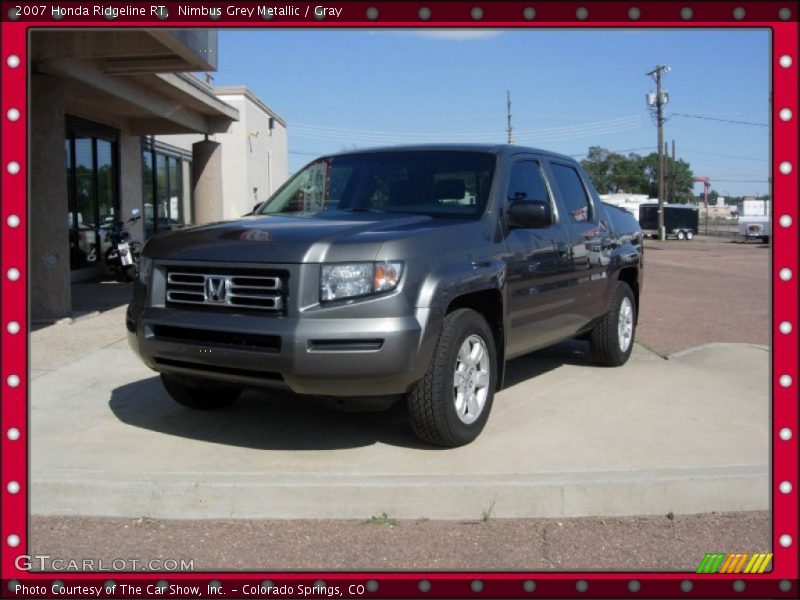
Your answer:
127;145;643;447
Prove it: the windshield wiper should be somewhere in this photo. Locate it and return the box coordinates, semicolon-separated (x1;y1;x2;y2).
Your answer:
339;207;385;213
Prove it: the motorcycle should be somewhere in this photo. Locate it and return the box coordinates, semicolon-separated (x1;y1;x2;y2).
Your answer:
104;208;143;282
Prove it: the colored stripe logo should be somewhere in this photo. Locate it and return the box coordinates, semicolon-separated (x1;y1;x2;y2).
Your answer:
696;552;772;574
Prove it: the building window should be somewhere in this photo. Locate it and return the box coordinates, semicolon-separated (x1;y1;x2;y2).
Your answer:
141;138;190;239
65;118;119;270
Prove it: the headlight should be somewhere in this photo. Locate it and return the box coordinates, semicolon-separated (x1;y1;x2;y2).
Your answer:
321;261;404;302
138;256;152;285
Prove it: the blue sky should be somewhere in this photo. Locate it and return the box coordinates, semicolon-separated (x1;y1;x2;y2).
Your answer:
216;28;771;198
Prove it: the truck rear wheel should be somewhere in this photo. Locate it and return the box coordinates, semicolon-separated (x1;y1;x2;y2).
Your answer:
161;374;242;410
589;282;636;367
676;230;686;240
685;230;694;240
407;308;497;447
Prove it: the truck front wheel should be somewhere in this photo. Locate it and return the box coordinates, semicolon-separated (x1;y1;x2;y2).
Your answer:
161;374;242;410
589;282;636;367
407;308;497;447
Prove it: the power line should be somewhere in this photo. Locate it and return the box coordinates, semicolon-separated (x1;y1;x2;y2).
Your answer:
570;146;656;158
288;115;643;144
681;149;769;162
708;179;771;183
290;122;642;145
669;113;769;127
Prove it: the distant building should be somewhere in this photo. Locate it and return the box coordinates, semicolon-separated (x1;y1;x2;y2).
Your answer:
155;86;288;223
599;193;653;220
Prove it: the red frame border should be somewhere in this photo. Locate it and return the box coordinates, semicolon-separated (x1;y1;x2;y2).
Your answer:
1;2;797;598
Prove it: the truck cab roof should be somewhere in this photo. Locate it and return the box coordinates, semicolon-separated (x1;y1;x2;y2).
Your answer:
317;143;580;165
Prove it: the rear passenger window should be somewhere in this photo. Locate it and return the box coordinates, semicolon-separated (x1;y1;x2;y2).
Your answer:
550;163;591;222
507;161;550;204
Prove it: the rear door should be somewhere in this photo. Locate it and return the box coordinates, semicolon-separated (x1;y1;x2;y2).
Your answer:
543;159;613;327
502;157;576;357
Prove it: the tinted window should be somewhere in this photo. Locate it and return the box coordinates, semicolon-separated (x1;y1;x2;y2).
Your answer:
259;151;496;219
507;161;550;204
551;163;591;222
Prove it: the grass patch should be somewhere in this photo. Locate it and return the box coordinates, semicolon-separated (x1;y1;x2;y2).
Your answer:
481;497;496;522
363;512;397;526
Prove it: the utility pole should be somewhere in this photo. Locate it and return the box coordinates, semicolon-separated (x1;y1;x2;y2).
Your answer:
671;140;676;203
506;90;514;144
646;65;670;240
664;142;669;202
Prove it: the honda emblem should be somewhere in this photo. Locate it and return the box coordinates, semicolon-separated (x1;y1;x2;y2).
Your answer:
205;276;227;303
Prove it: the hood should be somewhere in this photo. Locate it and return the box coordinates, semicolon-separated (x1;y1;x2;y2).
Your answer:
144;211;455;264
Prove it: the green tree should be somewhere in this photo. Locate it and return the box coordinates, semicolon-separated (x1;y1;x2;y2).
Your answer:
639;152;694;202
581;146;694;200
580;146;623;194
612;153;648;194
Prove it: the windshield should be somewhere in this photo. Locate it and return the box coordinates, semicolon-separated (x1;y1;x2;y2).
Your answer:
257;151;497;219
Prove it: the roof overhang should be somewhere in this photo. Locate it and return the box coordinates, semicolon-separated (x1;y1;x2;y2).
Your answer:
213;85;288;127
32;29;218;73
32;29;234;135
36;57;238;135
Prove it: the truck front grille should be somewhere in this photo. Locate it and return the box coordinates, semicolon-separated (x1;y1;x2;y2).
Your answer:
151;325;281;352
165;269;287;312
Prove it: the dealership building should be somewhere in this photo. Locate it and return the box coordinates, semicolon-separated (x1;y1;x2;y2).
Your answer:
30;29;288;321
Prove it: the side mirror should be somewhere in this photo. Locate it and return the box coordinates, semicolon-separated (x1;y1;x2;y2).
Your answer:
507;199;552;229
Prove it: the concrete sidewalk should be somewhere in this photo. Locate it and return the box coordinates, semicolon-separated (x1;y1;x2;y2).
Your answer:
30;303;769;520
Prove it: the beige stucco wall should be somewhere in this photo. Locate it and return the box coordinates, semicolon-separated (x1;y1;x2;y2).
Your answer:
219;93;289;218
191;140;224;224
118;132;144;242
157;89;288;221
30;74;71;320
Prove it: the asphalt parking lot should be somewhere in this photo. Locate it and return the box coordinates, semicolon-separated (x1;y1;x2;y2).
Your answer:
636;237;770;355
29;236;771;571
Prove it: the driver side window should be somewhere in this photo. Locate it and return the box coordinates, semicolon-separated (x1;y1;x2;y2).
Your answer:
507;161;551;205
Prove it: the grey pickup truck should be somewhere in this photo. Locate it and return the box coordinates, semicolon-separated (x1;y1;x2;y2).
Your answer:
127;145;643;447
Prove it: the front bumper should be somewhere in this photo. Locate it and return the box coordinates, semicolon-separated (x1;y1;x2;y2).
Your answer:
127;304;434;396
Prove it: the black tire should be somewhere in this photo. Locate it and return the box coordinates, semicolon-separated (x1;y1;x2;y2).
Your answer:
104;247;122;281
589;282;636;367
685;230;694;240
676;230;686;240
407;308;497;447
161;374;242;410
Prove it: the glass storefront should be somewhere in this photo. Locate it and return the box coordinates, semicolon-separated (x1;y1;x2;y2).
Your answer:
65;118;119;270
142;138;189;239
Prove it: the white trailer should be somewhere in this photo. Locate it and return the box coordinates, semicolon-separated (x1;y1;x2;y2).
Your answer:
739;216;770;242
738;199;770;242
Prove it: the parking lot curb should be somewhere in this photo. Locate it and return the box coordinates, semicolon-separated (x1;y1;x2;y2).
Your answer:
32;464;767;521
